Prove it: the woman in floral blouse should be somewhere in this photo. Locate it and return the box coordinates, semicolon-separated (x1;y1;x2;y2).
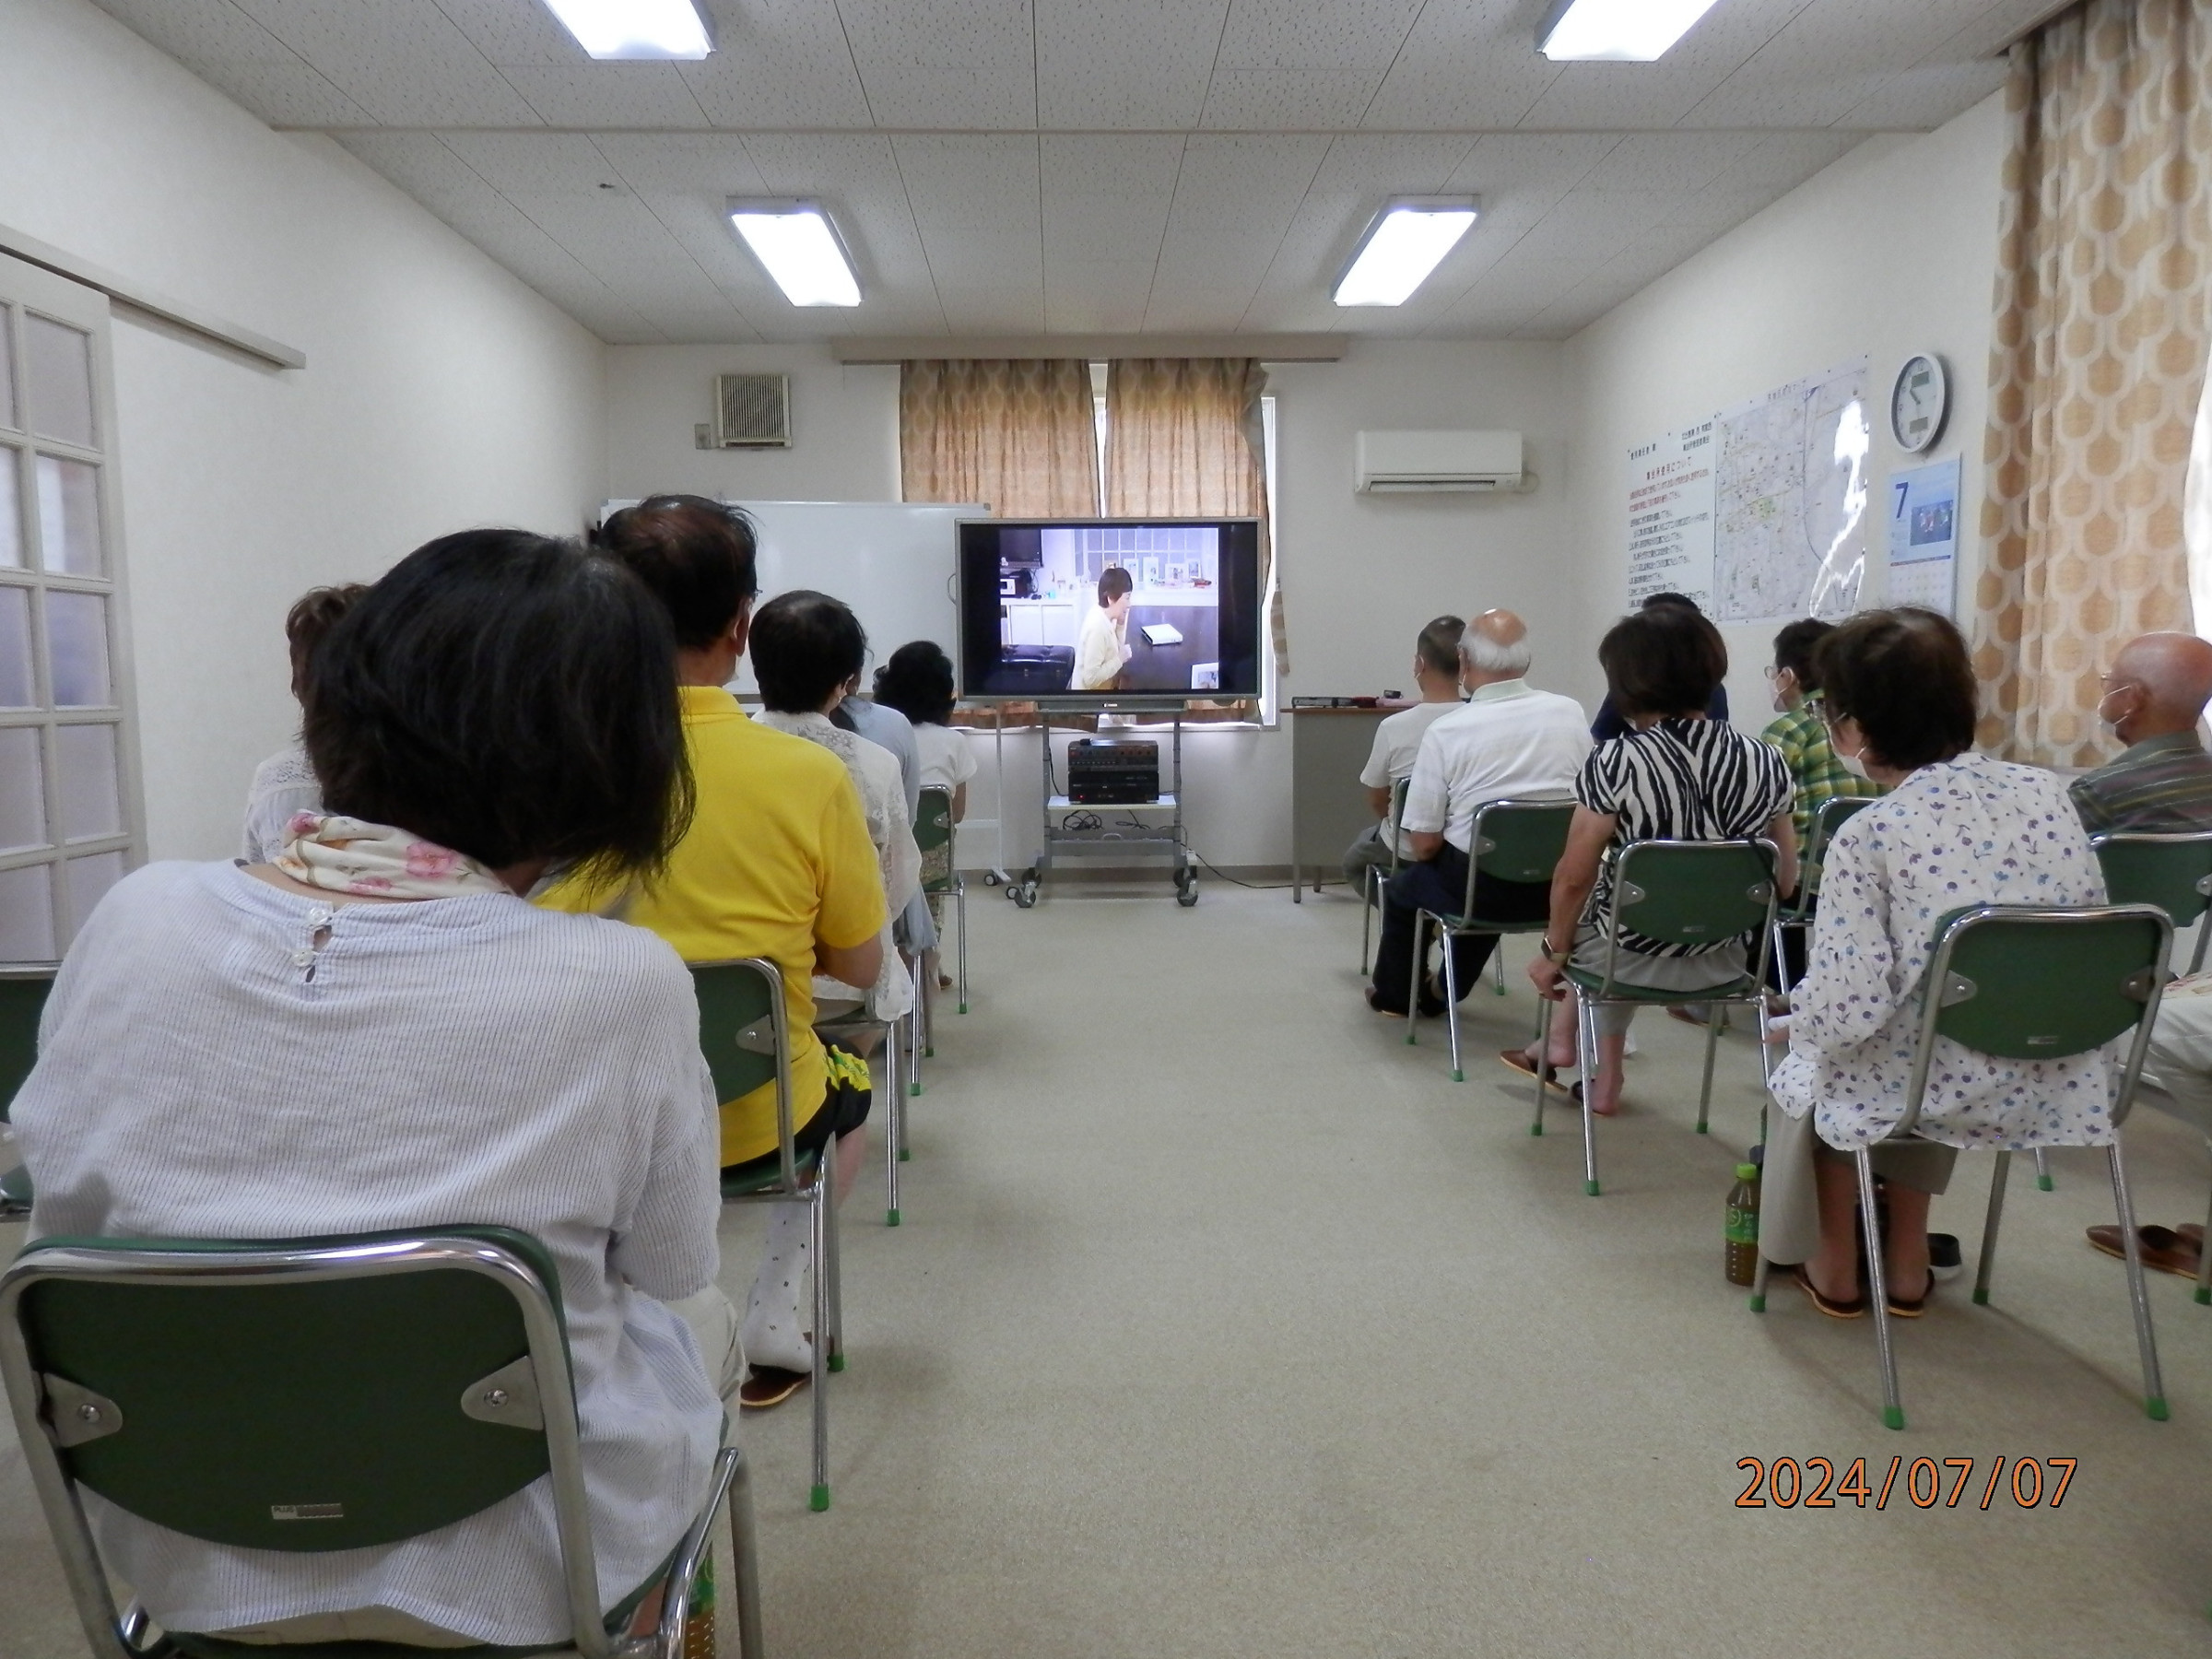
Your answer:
1766;608;2110;1319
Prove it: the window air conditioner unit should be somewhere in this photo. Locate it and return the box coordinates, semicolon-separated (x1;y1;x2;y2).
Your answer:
1355;429;1524;493
712;373;792;447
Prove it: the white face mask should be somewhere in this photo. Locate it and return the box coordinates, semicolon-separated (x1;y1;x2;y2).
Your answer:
1836;749;1871;781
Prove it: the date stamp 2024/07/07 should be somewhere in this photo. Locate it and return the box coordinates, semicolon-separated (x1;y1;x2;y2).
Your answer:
1735;1456;2076;1511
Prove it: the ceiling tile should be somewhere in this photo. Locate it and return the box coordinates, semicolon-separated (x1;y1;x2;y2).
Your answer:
87;0;302;64
593;133;771;194
1576;133;1762;194
191;57;376;125
500;65;712;127
438;132;620;192
1212;0;1422;69
1035;0;1228;129
1359;0;1559;129
676;1;875;128
1199;70;1386;130
1830;60;2010;130
1681;0;1996;127
229;0;544;124
835;0;1038;128
427;0;586;65
1517;0;1819;130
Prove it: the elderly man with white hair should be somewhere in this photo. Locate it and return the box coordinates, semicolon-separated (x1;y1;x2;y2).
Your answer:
1367;610;1591;1017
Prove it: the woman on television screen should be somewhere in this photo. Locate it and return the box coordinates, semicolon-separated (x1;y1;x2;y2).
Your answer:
1073;566;1135;691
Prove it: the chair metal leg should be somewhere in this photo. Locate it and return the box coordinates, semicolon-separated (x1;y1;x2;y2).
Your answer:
1695;1010;1722;1135
1529;995;1552;1136
2107;1138;2169;1419
910;999;924;1092
726;1447;766;1659
808;1180;833;1510
884;1031;902;1226
1359;865;1374;974
1856;1147;1904;1430
1749;1250;1771;1313
1441;930;1465;1082
1406;912;1425;1045
2034;1147;2054;1192
2195;1178;2212;1307
1577;994;1602;1196
2193;914;2210;977
956;880;969;1014
1492;943;1507;996
1973;1149;2010;1305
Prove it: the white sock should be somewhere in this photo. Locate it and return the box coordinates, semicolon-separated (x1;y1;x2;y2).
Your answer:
740;1203;815;1373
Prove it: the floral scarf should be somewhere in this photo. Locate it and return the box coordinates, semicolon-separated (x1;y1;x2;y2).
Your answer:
274;812;511;900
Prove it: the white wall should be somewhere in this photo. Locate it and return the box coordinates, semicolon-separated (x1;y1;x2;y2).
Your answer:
606;337;1574;868
0;0;608;862
1563;94;2007;725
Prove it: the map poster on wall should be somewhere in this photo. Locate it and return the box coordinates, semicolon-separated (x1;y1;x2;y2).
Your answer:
1626;418;1716;609
1885;455;1961;618
1710;355;1872;625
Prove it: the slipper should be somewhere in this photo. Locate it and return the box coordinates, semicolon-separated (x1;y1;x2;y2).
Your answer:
1790;1262;1865;1319
1884;1273;1933;1318
1499;1049;1569;1095
737;1365;810;1410
1567;1079;1619;1117
2086;1223;2201;1278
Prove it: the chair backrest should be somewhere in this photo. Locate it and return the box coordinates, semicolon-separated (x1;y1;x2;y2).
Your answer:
1606;839;1778;947
2091;831;2212;930
1898;903;2171;1137
1794;794;1875;908
914;785;956;856
689;958;795;1188
1463;799;1575;914
0;1228;613;1653
0;965;58;1123
1384;774;1411;875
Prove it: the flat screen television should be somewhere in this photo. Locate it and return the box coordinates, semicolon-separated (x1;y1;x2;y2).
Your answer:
957;518;1263;700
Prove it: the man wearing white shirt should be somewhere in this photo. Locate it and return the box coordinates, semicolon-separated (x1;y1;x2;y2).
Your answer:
1368;610;1592;1016
1340;614;1466;888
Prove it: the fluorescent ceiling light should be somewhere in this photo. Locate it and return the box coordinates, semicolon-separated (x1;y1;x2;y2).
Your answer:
727;201;862;307
541;0;713;60
1538;0;1724;61
1332;199;1479;307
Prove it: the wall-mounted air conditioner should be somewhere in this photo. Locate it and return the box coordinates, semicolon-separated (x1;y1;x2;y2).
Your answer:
1355;429;1525;493
711;372;792;447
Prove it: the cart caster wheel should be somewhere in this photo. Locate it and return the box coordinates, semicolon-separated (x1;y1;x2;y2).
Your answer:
983;871;1001;887
1012;881;1038;910
1177;883;1198;908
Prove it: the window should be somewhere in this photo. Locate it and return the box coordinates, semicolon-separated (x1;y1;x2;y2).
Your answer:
0;253;142;959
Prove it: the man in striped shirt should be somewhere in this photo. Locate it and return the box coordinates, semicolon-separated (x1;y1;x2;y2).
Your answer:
2070;631;2212;835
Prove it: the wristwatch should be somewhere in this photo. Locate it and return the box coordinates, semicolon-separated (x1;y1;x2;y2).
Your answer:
1540;938;1570;965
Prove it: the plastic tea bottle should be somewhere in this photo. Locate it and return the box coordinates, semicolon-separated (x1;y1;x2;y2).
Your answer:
1724;1162;1760;1286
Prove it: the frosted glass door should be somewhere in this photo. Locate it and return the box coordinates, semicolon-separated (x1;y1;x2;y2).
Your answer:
0;251;138;959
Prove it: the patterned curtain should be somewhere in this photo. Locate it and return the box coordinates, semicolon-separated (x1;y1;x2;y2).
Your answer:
898;359;1100;518
1103;359;1285;679
1975;0;2212;765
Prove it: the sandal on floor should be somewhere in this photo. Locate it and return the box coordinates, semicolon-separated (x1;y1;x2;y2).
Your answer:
737;1365;811;1410
2086;1223;2201;1278
1884;1274;1933;1318
1790;1263;1866;1319
1499;1049;1569;1095
1567;1079;1620;1117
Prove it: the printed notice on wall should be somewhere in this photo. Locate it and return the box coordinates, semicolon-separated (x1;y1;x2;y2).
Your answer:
1626;420;1715;610
1885;456;1960;618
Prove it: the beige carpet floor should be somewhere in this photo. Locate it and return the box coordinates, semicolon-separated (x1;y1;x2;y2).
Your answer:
8;877;2212;1656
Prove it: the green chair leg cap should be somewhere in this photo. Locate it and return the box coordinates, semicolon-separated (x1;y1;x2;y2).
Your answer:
908;1081;923;1096
2036;1173;2054;1192
1583;1179;1601;1196
957;1002;967;1014
1747;1293;1766;1313
809;1485;830;1512
1529;1122;1544;1136
1450;1068;1465;1083
898;1147;912;1162
1971;1288;1990;1305
1882;1406;1906;1431
2195;1285;2210;1305
827;1350;846;1373
886;1208;900;1227
2147;1395;2171;1421
1694;1123;1709;1135
1405;1030;1417;1045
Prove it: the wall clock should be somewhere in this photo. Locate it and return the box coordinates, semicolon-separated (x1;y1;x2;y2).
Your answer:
1889;353;1949;453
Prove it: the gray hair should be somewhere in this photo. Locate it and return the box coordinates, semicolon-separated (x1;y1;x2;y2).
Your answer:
1460;625;1532;677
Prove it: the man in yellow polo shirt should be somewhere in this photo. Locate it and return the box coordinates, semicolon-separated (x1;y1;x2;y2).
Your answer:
549;494;883;1410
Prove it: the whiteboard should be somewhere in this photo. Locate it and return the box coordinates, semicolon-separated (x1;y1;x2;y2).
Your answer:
597;499;986;693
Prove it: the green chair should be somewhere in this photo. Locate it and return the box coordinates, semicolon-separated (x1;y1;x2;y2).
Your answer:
1535;839;1780;1195
814;994;905;1222
692;957;842;1511
2093;831;2212;974
915;783;968;1023
1770;794;1875;984
1407;800;1575;1082
1357;776;1411;976
1;963;59;1219
1752;903;2172;1431
0;1226;762;1659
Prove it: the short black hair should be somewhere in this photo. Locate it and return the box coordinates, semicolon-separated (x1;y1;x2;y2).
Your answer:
1598;604;1727;721
1416;615;1465;678
285;582;370;700
1771;618;1837;691
1641;591;1702;613
1818;607;1977;771
302;530;690;885
592;495;758;651
1099;566;1134;605
875;640;957;726
752;589;867;714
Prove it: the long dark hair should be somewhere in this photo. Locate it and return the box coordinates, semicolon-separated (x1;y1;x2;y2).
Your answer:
302;529;692;884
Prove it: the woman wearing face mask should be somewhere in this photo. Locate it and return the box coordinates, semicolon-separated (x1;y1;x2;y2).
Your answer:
1763;607;2112;1320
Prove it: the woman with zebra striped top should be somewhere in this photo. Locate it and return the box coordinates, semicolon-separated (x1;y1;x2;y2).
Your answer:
1513;603;1796;1117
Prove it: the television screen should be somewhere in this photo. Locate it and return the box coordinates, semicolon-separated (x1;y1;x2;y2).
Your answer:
957;518;1263;700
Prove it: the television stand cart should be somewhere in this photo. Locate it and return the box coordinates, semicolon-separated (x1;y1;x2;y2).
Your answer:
1010;699;1195;910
